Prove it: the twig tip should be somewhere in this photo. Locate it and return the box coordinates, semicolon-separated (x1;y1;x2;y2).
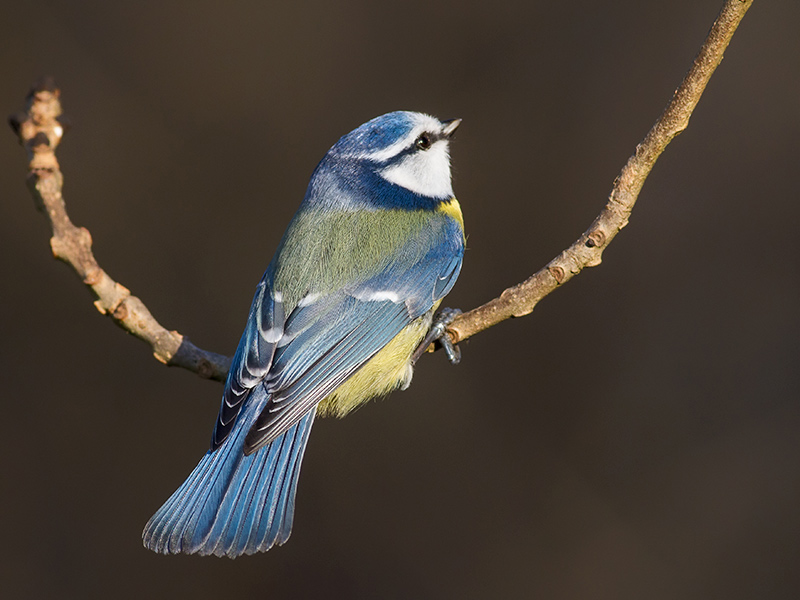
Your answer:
28;76;59;98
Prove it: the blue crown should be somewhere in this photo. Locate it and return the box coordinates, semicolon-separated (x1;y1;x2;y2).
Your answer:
330;111;418;159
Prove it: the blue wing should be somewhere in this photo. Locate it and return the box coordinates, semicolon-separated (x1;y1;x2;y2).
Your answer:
241;216;464;454
211;278;286;449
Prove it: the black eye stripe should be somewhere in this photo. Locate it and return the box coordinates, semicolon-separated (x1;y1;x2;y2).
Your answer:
414;130;443;151
371;130;444;165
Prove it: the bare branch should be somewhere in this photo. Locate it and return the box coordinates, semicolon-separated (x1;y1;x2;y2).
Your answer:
9;0;752;381
445;0;753;345
9;77;231;382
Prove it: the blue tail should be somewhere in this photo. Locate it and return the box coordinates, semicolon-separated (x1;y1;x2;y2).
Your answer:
143;392;315;558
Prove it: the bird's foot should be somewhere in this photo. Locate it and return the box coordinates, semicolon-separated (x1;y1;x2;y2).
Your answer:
412;307;462;365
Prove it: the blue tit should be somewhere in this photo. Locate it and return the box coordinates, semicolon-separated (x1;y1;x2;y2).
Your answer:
142;111;465;558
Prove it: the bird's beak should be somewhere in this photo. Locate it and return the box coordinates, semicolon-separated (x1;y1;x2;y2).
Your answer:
441;118;462;138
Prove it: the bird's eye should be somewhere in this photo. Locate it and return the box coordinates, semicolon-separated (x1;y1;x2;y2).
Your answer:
415;133;432;151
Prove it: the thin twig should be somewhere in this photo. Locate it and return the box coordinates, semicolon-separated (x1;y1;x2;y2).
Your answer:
8;0;752;382
9;77;231;381
446;0;753;344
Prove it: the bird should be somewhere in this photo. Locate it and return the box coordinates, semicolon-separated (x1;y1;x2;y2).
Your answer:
142;111;465;558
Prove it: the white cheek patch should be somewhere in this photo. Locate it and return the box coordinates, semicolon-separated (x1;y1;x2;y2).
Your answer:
379;142;454;198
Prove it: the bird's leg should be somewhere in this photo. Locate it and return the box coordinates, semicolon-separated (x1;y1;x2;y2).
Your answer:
412;307;462;365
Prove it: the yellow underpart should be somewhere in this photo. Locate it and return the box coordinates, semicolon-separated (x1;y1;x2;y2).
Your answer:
438;197;464;233
317;304;440;418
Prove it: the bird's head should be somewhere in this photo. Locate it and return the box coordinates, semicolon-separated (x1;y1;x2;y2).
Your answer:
311;111;461;206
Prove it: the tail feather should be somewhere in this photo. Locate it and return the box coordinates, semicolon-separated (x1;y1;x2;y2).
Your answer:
143;393;315;558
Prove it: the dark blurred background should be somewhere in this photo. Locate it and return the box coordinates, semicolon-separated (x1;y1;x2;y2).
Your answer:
2;1;798;598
